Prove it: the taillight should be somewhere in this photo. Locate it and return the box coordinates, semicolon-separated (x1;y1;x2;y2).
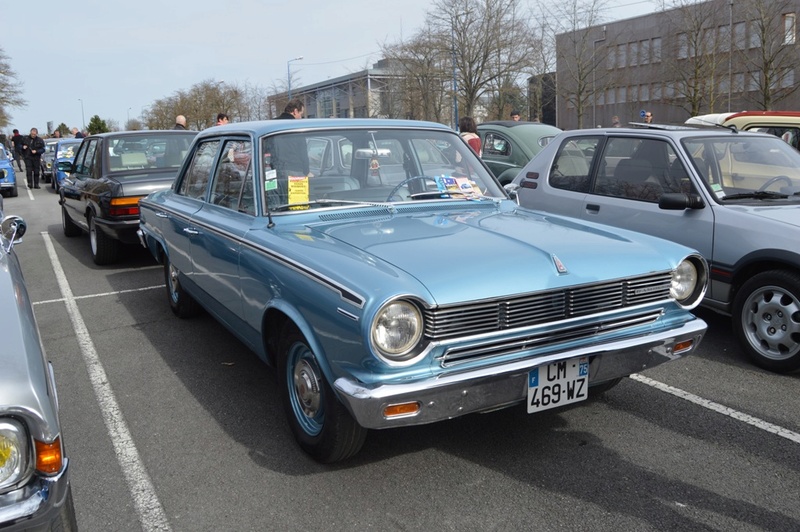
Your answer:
109;197;143;217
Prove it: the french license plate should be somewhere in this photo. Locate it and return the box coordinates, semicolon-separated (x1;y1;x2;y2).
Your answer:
527;357;589;413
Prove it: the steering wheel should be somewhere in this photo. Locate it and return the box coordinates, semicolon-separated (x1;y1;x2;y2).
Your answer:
385;175;440;202
757;175;793;192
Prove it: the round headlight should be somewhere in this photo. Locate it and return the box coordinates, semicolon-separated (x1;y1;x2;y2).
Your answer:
371;300;423;362
670;256;707;309
0;419;28;489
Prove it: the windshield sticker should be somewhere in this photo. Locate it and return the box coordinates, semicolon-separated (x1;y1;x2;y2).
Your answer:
288;175;309;208
264;169;278;191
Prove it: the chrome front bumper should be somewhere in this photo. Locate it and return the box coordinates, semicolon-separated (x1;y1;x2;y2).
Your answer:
335;319;706;429
0;459;71;530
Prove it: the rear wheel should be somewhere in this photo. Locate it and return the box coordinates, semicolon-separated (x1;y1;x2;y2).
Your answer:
89;213;120;265
164;253;200;318
61;205;81;237
733;270;800;373
278;324;367;463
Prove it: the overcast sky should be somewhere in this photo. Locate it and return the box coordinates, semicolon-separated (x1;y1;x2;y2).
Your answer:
3;0;654;133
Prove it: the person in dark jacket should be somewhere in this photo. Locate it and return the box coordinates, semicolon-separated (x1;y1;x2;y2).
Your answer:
21;128;46;188
11;129;24;170
273;99;309;176
173;115;187;130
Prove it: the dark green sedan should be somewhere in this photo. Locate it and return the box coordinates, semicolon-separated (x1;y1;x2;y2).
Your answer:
478;121;562;185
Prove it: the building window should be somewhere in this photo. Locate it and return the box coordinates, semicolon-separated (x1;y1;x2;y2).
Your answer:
784;13;796;44
607;88;616;105
718;25;730;52
749;21;761;48
678;33;689;59
651;38;662;63
617;43;627;68
652;83;662;101
748;72;760;91
733;21;746;49
629;41;639;67
780;68;795;88
640;84;650;101
618;86;627;103
607;46;616;69
733;72;745;92
640;40;650;65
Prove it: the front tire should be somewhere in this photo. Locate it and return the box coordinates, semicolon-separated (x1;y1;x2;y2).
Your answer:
164;253;200;318
89;213;121;265
62;205;81;237
278;325;367;463
733;270;800;373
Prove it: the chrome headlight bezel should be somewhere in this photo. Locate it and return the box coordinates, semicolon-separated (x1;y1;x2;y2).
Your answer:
370;298;427;365
671;254;708;309
0;418;30;492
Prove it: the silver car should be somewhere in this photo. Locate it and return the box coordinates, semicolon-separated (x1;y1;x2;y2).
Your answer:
511;126;800;373
0;214;77;529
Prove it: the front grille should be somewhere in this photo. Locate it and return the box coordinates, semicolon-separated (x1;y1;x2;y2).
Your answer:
424;272;672;340
440;310;662;366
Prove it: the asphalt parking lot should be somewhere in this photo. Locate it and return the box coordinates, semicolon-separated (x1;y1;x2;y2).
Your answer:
5;183;800;531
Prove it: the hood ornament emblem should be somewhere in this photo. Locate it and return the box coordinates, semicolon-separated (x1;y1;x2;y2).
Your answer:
552;254;568;274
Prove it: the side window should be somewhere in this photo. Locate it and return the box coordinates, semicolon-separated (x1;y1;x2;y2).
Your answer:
178;140;220;199
209;139;253;212
596;138;680;201
307;138;330;176
549;138;597;192
483;133;510;156
75;140;99;179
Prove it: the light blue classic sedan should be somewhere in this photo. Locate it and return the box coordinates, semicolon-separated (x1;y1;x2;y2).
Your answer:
0;145;17;198
138;119;708;463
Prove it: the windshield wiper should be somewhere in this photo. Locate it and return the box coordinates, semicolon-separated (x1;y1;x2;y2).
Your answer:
722;190;789;200
271;199;394;212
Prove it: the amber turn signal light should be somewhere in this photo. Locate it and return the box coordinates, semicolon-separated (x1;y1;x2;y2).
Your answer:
383;402;421;418
35;437;63;475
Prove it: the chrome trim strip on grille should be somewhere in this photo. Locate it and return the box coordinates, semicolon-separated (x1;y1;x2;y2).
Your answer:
439;310;663;367
424;272;672;340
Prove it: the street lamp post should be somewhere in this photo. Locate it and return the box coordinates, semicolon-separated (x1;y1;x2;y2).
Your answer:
127;107;132;125
451;22;459;131
287;56;303;100
592;27;607;128
728;0;734;112
78;98;85;130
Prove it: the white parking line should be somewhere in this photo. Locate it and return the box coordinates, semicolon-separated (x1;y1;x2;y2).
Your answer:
631;373;800;444
42;233;172;532
33;285;162;306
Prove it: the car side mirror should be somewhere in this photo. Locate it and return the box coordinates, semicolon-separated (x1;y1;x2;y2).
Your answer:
504;183;520;200
1;215;26;252
56;161;73;172
659;193;705;210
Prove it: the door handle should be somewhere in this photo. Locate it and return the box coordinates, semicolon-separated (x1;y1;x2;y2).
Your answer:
182;227;200;235
155;211;169;218
585;204;600;214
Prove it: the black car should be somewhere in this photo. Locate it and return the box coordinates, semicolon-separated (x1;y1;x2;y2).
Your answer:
58;130;197;264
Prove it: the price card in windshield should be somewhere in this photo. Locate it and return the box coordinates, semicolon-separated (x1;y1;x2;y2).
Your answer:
527;357;589;413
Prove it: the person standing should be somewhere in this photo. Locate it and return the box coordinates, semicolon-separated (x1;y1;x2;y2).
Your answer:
277;99;304;120
644;111;653;124
22;128;45;188
612;116;621;127
458;116;482;156
215;113;229;126
71;127;84;138
10;129;24;170
510;110;521;121
173;115;187;130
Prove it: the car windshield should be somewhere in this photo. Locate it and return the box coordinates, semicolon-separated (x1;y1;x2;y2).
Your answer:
681;135;800;199
56;141;81;158
108;133;194;171
260;127;504;210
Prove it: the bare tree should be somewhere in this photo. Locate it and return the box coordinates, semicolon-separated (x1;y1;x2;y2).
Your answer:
738;0;800;110
380;23;452;122
428;0;537;121
658;0;728;117
549;0;611;128
0;47;26;129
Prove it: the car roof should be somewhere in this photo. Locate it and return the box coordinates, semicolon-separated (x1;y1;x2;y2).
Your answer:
554;125;777;140
195;118;453;140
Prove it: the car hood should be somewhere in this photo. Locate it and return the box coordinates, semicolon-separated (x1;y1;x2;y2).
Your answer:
726;203;800;227
306;201;688;306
